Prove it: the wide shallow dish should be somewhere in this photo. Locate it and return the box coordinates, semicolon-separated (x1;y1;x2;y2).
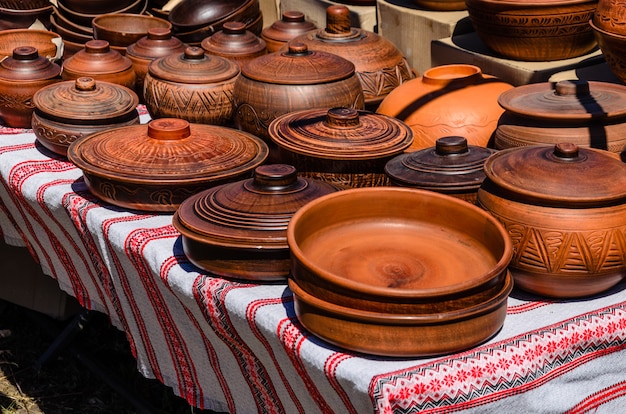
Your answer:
92;13;172;48
287;187;513;315
0;28;62;61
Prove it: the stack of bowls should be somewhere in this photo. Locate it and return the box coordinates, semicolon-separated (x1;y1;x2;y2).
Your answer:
0;0;54;30
591;0;626;84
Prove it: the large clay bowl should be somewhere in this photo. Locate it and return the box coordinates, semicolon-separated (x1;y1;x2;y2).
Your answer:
50;14;93;45
50;7;93;36
0;0;53;30
412;0;466;11
58;0;137;14
55;0;146;27
590;20;626;85
92;13;172;48
288;271;513;357
0;29;62;61
168;0;257;32
287;187;513;314
465;0;598;61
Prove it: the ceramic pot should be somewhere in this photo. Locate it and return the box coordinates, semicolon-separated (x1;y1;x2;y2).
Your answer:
268;107;413;188
67;118;269;212
385;136;497;204
592;0;626;35
286;5;415;111
477;143;626;298
377;64;513;151
200;21;267;67
260;11;318;53
32;77;140;156
232;42;365;161
0;46;61;128
495;79;626;157
465;0;598;61
125;27;187;101
143;46;240;125
61;40;136;90
172;164;341;281
590;20;626;85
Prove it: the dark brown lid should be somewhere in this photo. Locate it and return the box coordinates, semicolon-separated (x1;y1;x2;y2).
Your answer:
0;46;61;81
483;143;626;207
147;46;240;84
126;27;187;60
260;11;318;43
385;136;496;191
498;80;626;121
173;164;340;249
68;118;269;184
63;40;133;75
268;107;413;159
33;77;139;124
201;21;267;57
241;43;355;85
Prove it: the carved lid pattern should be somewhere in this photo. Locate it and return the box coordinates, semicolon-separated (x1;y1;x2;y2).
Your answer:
147;46;240;84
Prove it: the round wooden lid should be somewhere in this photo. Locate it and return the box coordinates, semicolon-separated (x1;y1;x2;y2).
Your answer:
147;46;240;84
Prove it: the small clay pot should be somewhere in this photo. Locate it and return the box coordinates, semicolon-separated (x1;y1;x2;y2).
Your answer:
200;21;267;67
260;11;318;53
0;46;61;128
143;46;240;125
32;77;140;156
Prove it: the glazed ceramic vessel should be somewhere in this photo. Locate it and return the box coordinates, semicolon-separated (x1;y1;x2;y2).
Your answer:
385;136;497;204
495;80;626;157
260;11;318;53
200;21;267;67
67;118;269;212
268;107;414;188
477;143;626;298
173;164;340;281
32;77;140;156
0;46;61;128
143;46;240;125
466;0;598;61
377;64;513;151
286;5;415;111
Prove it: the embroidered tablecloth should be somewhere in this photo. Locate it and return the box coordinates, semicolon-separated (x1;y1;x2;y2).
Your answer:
1;109;625;413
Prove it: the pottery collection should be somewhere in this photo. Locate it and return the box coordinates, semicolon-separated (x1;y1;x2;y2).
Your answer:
2;0;626;357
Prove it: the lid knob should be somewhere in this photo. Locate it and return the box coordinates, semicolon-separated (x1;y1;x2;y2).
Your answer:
12;46;38;60
85;40;110;53
183;46;206;60
553;142;579;159
147;118;191;141
147;27;172;40
325;107;360;128
223;21;246;35
75;77;97;91
282;10;305;23
252;164;298;188
326;5;351;34
555;80;590;97
435;136;469;155
286;42;309;55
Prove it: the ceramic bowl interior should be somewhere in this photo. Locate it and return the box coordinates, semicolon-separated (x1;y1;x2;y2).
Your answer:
55;0;145;27
92;13;172;47
0;29;62;61
168;0;256;31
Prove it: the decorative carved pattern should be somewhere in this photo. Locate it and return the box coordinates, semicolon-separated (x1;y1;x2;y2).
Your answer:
357;58;415;99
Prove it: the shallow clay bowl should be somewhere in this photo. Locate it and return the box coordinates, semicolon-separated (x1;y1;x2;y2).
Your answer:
51;7;93;36
0;0;54;30
55;0;145;27
168;0;256;32
287;187;513;315
590;20;626;85
58;0;137;14
50;14;93;44
288;271;513;357
92;13;172;48
0;29;62;61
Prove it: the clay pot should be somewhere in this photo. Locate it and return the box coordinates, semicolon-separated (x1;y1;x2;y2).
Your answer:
232;43;365;161
477;143;626;298
385;136;497;204
268;107;413;188
61;40;136;90
92;13;172;48
0;46;61;128
200;21;267;66
590;20;626;85
172;164;341;281
0;0;53;30
494;80;626;158
592;0;626;35
125;27;187;101
0;28;62;62
376;64;514;151
287;187;513;356
286;5;415;111
32;77;140;156
143;46;240;125
465;0;598;61
66;118;269;212
260;11;318;53
413;0;467;10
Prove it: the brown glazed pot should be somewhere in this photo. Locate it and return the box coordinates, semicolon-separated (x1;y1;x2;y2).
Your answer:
377;64;514;151
268;107;413;188
495;80;626;158
260;11;318;53
385;136;497;204
200;21;267;67
66;118;269;212
61;40;136;90
286;5;415;111
232;42;365;161
465;0;598;61
287;187;513;356
477;143;626;298
125;27;188;102
172;164;341;281
32;77;140;156
0;46;61;128
143;46;240;125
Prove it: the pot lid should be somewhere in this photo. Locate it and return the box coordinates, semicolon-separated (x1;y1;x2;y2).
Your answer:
147;46;240;84
33;77;139;124
0;46;61;81
483;143;626;207
68;118;269;184
498;80;626;121
126;27;187;60
63;40;132;75
268;107;413;159
261;11;318;43
201;21;266;56
385;136;496;190
173;164;340;249
240;42;355;85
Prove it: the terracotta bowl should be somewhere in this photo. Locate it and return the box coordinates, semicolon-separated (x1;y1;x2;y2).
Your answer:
51;7;93;36
412;0;467;11
55;0;146;27
287;187;513;315
465;0;598;61
58;0;137;14
168;0;258;32
0;0;53;30
0;29;62;62
590;20;626;85
92;13;172;48
50;14;93;44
